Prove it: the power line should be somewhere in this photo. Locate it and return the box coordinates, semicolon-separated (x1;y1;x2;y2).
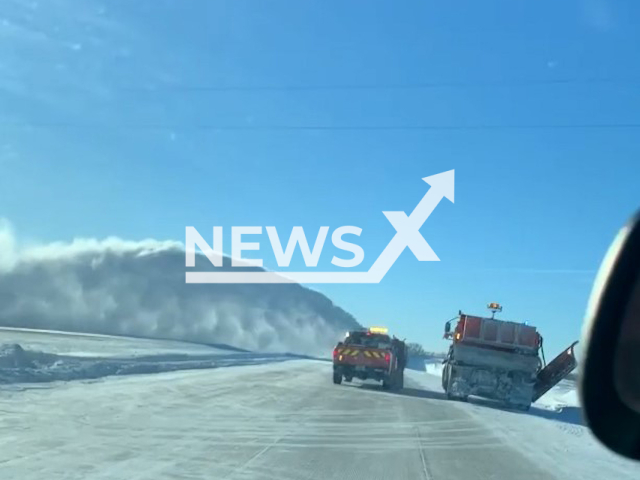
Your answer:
11;77;640;93
2;121;640;131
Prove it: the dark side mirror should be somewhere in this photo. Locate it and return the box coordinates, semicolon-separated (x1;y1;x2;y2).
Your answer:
444;321;452;334
580;210;640;460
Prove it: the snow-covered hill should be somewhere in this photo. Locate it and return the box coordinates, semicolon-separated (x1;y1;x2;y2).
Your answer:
0;224;361;356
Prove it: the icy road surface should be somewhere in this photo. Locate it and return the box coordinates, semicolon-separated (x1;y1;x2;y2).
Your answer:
0;361;637;480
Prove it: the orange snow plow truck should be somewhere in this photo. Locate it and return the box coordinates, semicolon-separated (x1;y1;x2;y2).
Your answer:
441;303;578;411
332;327;407;391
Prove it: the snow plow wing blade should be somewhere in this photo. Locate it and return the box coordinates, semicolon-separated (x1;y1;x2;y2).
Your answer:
532;341;579;402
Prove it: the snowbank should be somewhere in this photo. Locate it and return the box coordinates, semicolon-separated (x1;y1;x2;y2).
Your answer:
534;379;579;410
0;326;233;358
406;354;446;372
0;222;360;356
0;342;299;385
0;344;37;368
425;360;445;377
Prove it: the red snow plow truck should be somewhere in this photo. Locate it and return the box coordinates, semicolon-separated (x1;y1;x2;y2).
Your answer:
332;327;407;391
441;303;578;411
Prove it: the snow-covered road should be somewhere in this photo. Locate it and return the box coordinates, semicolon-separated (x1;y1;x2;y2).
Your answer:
0;358;637;480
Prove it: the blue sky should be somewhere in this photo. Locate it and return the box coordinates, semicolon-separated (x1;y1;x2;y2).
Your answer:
1;0;639;354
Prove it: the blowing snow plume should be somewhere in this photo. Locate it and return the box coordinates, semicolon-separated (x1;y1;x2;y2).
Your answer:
0;221;361;356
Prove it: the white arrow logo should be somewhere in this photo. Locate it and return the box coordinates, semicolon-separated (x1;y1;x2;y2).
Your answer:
186;169;455;284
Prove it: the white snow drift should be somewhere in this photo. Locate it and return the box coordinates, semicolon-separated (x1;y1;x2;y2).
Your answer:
0;342;299;384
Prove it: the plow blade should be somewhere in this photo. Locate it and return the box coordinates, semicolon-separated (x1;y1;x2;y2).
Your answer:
532;341;579;402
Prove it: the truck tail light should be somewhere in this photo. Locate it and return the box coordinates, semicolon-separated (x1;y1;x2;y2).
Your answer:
384;352;390;363
333;348;339;359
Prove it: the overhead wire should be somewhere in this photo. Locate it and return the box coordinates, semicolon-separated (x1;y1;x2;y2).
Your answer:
3;76;640;132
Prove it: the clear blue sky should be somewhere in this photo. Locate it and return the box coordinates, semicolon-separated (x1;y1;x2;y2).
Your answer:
1;0;639;354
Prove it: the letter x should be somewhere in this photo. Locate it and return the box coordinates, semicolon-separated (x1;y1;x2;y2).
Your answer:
382;211;439;261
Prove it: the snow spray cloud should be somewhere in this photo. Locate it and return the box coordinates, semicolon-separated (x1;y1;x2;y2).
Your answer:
0;221;361;356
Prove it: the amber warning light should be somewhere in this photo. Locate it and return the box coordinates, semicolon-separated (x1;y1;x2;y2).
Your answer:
368;327;389;334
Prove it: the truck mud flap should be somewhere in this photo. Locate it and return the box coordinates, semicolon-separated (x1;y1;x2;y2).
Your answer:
532;341;579;402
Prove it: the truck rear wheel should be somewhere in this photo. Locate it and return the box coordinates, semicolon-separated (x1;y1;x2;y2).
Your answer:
382;372;403;392
333;370;342;385
444;364;468;401
446;391;468;401
443;363;452;394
